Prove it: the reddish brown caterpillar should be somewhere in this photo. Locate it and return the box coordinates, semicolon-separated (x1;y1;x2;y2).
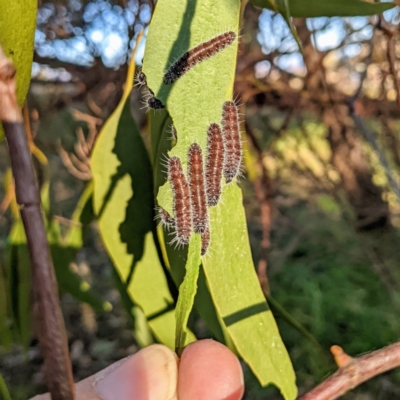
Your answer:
221;101;242;183
187;144;208;234
205;123;224;206
168;157;192;246
154;206;174;229
201;227;210;256
163;31;236;85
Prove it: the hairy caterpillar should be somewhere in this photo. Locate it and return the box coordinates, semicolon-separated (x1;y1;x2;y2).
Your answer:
163;31;236;85
187;144;208;234
205;123;224;206
168;156;192;246
222;101;242;183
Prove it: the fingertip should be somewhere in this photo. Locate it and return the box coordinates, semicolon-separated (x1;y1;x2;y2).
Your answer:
178;339;244;400
96;344;178;400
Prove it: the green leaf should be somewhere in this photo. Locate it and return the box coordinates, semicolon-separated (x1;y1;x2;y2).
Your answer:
64;181;96;246
4;178;107;348
0;0;37;140
7;185;109;333
129;232;180;348
150;109;226;346
131;306;154;348
0;257;12;349
204;186;297;397
175;235;201;355
195;267;227;343
0;373;12;400
45;182;110;313
7;222;32;348
49;236;111;314
71;181;96;223
143;0;297;398
150;109;227;344
251;0;395;17
91;60;183;348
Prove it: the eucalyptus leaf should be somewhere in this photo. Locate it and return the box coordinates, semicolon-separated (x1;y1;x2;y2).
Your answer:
251;0;395;17
7;183;108;345
0;374;12;400
150;110;224;344
7;222;31;348
0;0;37;140
0;257;12;349
47;220;111;314
65;181;96;245
143;0;297;397
175;235;201;355
91;55;184;348
44;182;109;313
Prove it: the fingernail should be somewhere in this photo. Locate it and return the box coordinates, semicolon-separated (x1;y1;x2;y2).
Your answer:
96;345;178;400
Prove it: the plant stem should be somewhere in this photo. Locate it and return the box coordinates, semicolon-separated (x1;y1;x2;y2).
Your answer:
0;46;74;400
299;342;400;399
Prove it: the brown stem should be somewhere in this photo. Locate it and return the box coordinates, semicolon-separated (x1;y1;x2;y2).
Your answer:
0;47;74;399
299;342;400;399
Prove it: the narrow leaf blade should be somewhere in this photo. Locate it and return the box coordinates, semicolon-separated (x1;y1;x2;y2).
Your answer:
175;235;201;354
0;1;37;140
91;56;180;348
251;0;395;17
143;0;297;398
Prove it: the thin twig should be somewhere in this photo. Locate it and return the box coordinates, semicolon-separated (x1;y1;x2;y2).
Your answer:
299;342;400;399
0;46;75;400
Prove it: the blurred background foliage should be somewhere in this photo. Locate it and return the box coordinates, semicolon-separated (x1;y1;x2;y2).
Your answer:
1;0;400;399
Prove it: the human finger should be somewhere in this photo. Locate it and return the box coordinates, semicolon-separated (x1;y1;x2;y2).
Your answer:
31;344;179;400
178;339;244;400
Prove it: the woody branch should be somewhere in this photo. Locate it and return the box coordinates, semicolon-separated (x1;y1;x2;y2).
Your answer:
0;45;74;400
299;342;400;399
